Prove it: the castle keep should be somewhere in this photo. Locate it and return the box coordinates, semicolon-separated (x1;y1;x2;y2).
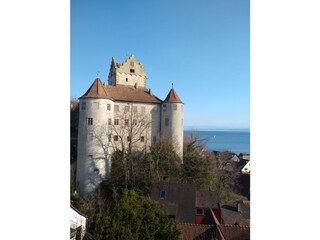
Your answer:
77;54;184;196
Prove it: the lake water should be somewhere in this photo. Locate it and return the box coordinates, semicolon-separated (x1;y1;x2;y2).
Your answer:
184;130;250;155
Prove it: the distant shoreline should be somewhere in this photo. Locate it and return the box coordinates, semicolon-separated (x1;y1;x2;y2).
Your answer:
184;128;250;132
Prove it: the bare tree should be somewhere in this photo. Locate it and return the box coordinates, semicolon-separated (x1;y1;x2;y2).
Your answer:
91;104;153;188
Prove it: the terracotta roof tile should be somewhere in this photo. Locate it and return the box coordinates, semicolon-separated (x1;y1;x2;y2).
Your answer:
177;223;215;240
105;85;162;103
218;224;250;240
163;87;183;103
79;78;112;99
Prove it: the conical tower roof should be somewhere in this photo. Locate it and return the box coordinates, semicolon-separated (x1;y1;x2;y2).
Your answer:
79;78;112;99
163;87;183;104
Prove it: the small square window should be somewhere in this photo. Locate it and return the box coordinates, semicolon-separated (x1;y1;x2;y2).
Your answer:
160;190;166;199
141;107;145;113
196;209;204;215
163;104;167;112
140;136;144;142
88;118;93;125
108;118;112;125
114;119;119;125
126;78;128;82
114;105;119;112
173;104;177;110
127;136;131;142
133;106;137;112
125;106;130;112
107;104;111;111
130;69;135;73
114;135;119;141
125;119;129;126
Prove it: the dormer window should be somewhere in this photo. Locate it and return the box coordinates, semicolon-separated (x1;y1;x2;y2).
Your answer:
130;69;135;73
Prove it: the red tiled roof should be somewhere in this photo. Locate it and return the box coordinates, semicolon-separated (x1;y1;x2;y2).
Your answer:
218;224;250;240
163;87;183;103
177;223;215;240
105;85;162;103
79;78;112;99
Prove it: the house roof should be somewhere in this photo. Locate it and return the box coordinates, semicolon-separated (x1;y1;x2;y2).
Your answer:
177;223;215;240
220;205;250;226
105;85;162;103
163;87;183;103
151;182;196;223
196;190;220;208
218;224;250;240
80;77;162;103
79;78;112;100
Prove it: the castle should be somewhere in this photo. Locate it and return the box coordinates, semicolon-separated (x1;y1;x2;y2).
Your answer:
77;54;184;196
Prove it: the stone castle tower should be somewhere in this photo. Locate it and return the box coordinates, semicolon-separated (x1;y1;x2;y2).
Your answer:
77;54;184;196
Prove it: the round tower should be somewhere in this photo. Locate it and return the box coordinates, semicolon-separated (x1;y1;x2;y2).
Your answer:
161;86;184;162
77;78;114;196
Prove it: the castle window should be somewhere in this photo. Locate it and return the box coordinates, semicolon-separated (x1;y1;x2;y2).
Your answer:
114;119;119;125
160;190;166;199
165;118;169;126
130;61;134;67
107;104;111;111
163;104;167;112
108;118;112;125
88;118;93;125
81;102;86;110
126;78;128;82
125;105;130;112
141;106;145;113
125;119;129;126
108;134;111;142
114;135;119;141
173;104;177;110
130;69;135;73
114;105;119;112
133;106;137;112
140;136;145;142
127;136;131;142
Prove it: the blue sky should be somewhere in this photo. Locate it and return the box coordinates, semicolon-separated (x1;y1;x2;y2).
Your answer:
71;0;250;130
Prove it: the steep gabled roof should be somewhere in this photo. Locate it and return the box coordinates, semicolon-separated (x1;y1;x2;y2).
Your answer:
79;78;112;99
163;87;183;103
105;85;162;103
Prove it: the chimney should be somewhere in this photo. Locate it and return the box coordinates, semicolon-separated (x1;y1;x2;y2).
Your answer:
149;88;152;95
